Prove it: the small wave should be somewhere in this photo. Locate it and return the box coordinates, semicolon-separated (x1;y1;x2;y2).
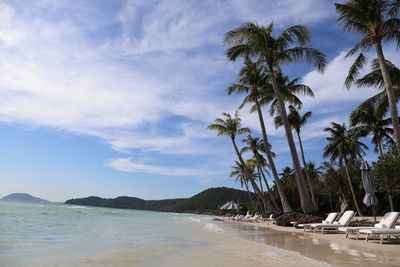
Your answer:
204;223;224;233
187;216;202;223
69;206;88;209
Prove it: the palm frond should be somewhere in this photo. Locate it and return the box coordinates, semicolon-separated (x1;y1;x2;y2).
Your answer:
345;52;367;89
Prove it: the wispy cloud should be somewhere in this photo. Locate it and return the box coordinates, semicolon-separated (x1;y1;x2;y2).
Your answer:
1;0;393;178
106;157;223;177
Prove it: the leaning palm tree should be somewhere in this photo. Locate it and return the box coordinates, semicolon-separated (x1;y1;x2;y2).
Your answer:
207;112;277;213
225;22;326;213
350;101;394;155
275;105;316;206
228;59;292;213
260;71;314;117
323;122;368;216
354;60;400;121
230;161;256;208
336;0;400;154
241;135;281;211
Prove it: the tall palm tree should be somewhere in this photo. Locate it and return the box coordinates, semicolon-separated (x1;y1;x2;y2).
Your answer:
228;59;292;213
275;105;317;206
323;122;368;216
230;161;256;208
225;22;326;213
355;59;400;141
241;135;281;211
259;71;314;117
350;101;394;155
354;60;400;120
336;0;400;154
207;112;277;213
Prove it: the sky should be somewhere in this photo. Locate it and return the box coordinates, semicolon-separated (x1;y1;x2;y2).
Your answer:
0;0;399;202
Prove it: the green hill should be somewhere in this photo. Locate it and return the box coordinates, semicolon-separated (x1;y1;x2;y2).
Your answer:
171;187;253;214
65;187;254;214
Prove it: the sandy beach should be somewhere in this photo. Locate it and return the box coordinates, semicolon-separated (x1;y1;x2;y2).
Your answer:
217;217;400;266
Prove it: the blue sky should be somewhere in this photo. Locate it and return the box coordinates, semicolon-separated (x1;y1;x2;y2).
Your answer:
0;0;399;202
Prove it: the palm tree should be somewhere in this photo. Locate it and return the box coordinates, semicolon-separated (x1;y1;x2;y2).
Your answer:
241;135;281;211
225;22;326;213
207;112;277;213
230;161;256;208
275;105;317;206
350;101;394;155
259;71;314;117
228;59;292;213
354;60;400;122
323;122;368;216
336;0;400;154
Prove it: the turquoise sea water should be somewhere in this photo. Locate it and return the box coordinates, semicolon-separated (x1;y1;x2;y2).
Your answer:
1;201;399;267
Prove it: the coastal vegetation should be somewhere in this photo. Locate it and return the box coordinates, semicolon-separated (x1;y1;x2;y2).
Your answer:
208;0;400;217
65;187;255;214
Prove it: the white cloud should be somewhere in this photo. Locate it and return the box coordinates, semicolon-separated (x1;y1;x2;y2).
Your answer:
106;157;223;177
0;1;361;177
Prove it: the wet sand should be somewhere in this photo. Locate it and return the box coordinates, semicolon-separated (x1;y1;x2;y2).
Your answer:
218;219;400;266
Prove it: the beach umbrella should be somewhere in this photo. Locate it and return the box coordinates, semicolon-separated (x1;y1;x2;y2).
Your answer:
361;161;378;222
220;201;238;210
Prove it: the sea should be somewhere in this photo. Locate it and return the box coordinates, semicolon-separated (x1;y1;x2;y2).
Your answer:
0;201;398;267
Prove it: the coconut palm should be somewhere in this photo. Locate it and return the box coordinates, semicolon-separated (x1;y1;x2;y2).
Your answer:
241;135;281;211
230;161;256;208
350;101;394;155
354;59;400;128
275;105;316;206
207;112;277;213
228;59;292;213
259;71;314;117
323;122;368;216
225;22;325;213
336;0;400;154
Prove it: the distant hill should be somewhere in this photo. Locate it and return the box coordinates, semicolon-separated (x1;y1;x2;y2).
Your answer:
2;193;50;204
171;187;254;214
65;187;254;214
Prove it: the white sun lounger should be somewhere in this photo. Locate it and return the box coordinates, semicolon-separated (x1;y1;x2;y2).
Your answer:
234;215;244;221
339;212;400;239
305;211;356;234
359;227;400;244
303;212;339;231
243;214;261;222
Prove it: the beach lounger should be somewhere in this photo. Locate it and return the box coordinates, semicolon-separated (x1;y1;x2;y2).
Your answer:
234;215;244;221
229;215;239;221
264;214;276;224
305;210;356;234
339;212;400;239
243;214;260;222
359;228;400;244
302;212;339;230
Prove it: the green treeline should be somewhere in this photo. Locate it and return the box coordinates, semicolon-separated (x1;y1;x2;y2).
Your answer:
65;187;254;214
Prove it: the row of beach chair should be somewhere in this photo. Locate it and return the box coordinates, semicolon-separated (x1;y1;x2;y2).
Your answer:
227;213;275;223
301;210;400;244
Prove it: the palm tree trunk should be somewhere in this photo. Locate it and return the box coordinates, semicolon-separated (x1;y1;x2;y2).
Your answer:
258;165;281;212
375;42;400;155
296;131;317;207
268;67;317;214
244;182;255;209
383;174;395;211
343;159;363;216
255;99;293;213
377;140;383;157
231;138;279;214
258;176;264;192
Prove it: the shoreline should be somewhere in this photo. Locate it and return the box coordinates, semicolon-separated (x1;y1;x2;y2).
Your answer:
214;217;400;266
